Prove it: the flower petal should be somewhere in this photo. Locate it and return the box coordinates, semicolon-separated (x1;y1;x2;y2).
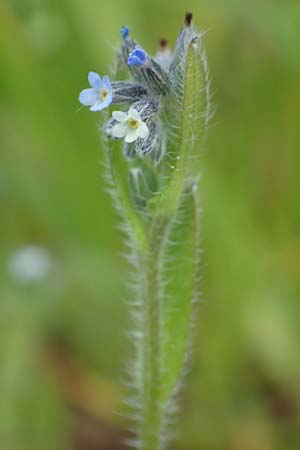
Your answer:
102;75;112;90
138;121;149;139
112;111;128;122
90;100;105;112
88;71;102;89
129;108;141;121
79;88;99;106
125;129;139;143
89;91;112;111
112;123;128;138
127;46;148;67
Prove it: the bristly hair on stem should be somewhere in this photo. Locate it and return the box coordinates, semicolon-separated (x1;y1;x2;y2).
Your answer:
78;11;212;450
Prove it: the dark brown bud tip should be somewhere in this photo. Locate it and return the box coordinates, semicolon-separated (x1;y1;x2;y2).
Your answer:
159;38;168;49
185;12;193;26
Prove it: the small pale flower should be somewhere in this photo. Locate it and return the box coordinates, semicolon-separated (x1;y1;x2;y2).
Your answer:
111;107;149;143
79;72;112;112
128;46;148;67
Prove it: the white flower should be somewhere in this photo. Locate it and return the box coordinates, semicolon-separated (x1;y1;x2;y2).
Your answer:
111;107;149;143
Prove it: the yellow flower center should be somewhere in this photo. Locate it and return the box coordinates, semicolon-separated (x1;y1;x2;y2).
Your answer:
99;88;109;101
128;118;139;129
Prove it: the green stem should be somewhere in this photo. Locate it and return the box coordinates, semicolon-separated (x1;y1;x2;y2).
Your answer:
140;218;166;450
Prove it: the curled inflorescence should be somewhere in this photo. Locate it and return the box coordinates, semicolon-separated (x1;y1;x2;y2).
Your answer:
79;13;200;163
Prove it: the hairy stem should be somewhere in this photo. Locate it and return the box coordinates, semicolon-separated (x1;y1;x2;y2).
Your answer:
140;218;166;450
102;19;210;450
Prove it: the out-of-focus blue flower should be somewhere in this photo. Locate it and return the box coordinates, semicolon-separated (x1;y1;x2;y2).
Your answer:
128;46;148;67
79;72;112;112
121;25;130;39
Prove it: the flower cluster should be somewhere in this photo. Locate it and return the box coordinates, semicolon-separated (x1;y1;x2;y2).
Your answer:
79;13;198;162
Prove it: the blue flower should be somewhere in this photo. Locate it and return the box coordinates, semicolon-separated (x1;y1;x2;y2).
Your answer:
79;72;112;112
121;25;130;39
128;46;148;67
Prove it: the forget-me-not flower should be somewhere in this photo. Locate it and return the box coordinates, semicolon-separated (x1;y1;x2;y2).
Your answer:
79;72;112;111
78;14;202;162
111;107;149;143
128;46;148;67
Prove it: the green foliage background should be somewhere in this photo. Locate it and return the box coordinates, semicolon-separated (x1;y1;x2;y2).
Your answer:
1;0;300;449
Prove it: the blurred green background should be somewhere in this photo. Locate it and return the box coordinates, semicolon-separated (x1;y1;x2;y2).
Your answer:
1;0;300;449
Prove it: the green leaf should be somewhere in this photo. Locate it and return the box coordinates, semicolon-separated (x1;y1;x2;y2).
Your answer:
157;34;209;215
159;180;201;404
135;182;201;450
